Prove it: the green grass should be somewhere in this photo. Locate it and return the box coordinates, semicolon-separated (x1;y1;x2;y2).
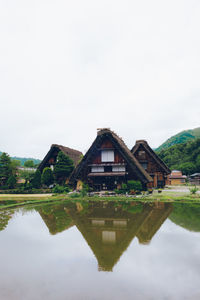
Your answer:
0;190;200;210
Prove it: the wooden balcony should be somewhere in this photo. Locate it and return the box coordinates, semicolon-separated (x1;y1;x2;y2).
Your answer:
88;172;126;177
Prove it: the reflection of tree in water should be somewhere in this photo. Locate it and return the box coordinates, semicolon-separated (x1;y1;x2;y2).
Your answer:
169;203;200;232
37;200;173;271
36;204;74;235
0;210;14;231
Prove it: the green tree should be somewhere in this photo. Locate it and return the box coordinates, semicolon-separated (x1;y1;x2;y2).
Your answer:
31;170;41;188
7;175;17;189
178;162;195;175
0;153;12;186
18;169;35;185
42;167;54;186
24;160;34;168
53;151;74;184
10;159;21;178
196;154;200;169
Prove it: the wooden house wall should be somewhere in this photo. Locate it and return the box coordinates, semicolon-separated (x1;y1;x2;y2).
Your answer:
134;145;167;187
134;145;163;174
39;149;58;172
92;139;124;164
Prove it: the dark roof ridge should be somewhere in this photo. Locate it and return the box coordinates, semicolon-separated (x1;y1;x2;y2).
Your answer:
51;144;82;155
97;128;129;149
38;144;83;171
136;140;148;144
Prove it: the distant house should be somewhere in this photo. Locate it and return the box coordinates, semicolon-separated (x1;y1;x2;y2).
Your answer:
169;170;187;185
38;144;83;176
131;140;171;188
189;173;200;185
16;166;36;184
70;128;156;191
17;167;37;172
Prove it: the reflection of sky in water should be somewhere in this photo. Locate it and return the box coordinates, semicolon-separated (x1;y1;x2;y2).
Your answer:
0;206;200;300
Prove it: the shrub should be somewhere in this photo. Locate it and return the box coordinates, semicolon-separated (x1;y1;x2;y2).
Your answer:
0;188;51;194
190;186;199;195
80;183;89;197
115;181;142;195
119;183;127;194
114;189;124;194
52;185;70;194
69;193;81;198
127;180;142;192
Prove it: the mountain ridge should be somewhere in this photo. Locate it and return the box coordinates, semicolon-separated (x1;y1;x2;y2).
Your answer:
0;151;41;166
156;127;200;152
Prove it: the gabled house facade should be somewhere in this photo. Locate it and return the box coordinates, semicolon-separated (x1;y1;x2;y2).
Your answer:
131;140;171;188
70;128;153;191
38;144;83;174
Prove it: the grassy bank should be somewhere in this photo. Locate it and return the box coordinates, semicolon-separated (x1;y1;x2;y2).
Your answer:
0;189;200;210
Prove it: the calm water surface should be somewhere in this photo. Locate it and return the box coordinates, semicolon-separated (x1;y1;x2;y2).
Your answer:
0;200;200;300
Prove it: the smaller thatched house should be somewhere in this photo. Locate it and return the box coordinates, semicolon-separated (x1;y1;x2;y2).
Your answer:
131;140;170;188
38;144;82;175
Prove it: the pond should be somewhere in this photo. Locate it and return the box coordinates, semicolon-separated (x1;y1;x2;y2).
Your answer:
0;200;200;300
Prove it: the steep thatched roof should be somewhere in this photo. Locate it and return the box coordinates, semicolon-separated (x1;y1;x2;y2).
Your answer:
38;144;82;172
70;128;152;184
131;140;171;174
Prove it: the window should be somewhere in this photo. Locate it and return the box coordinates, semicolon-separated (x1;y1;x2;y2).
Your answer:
91;166;104;173
113;220;127;227
112;165;125;172
102;231;116;244
141;162;148;170
101;150;114;162
138;151;145;156
92;220;105;226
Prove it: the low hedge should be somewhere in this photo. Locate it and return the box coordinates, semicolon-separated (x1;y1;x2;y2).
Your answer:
0;188;52;194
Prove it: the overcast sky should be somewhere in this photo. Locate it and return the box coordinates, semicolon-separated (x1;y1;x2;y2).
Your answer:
1;0;200;159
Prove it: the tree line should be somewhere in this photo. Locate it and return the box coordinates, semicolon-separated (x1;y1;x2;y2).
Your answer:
0;151;74;191
157;138;200;175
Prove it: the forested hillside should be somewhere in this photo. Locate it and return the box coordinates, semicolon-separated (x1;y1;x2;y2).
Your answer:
156;127;200;152
0;151;41;166
157;138;200;175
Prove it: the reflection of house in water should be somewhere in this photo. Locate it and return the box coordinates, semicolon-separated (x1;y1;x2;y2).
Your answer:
38;201;173;272
137;202;173;244
0;210;14;231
